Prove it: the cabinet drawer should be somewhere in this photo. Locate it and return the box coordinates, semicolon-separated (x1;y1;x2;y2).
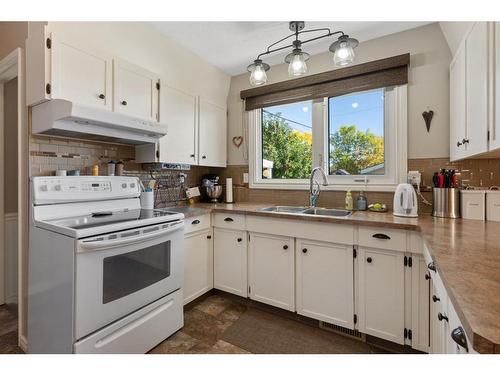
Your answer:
486;191;500;221
213;213;246;230
184;214;211;235
358;227;407;252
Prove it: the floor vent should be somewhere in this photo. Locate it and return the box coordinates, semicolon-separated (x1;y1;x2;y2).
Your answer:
319;321;365;341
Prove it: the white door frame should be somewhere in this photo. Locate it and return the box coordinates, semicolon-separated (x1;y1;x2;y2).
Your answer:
0;48;25;349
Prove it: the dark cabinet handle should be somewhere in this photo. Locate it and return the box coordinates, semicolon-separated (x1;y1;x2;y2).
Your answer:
302;248;308;253
224;217;234;222
366;257;373;263
451;326;469;352
190;154;195;158
207;235;212;239
438;313;448;322
98;93;105;99
202;155;207;159
462;138;469;144
191;220;200;225
425;273;431;280
120;100;127;106
237;238;242;242
457;141;462;147
372;233;391;240
432;295;440;302
428;262;436;272
283;245;288;250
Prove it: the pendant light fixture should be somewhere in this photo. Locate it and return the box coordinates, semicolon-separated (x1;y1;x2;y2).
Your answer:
247;22;359;86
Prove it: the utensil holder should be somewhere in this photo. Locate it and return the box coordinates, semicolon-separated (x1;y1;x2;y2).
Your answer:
432;188;461;218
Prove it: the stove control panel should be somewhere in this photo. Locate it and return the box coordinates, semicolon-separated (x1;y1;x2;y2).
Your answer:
32;176;141;204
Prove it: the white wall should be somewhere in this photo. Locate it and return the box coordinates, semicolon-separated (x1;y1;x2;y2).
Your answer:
46;22;231;108
227;23;452;165
439;22;474;57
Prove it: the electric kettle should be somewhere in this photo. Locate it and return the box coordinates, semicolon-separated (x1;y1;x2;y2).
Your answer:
393;183;418;217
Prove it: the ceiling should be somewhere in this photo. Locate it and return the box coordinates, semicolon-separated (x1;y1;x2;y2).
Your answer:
150;22;432;76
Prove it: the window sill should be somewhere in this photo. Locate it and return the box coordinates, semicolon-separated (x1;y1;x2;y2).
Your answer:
249;181;400;192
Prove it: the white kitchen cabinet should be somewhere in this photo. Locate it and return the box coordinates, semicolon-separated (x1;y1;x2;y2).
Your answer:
157;86;198;164
183;228;213;305
450;43;467;161
296;239;354;328
430;281;448;354
411;255;431;352
248;233;295;311
198;99;227;167
491;22;500;151
358;247;405;344
213;227;247;297
113;59;159;122
50;33;113;111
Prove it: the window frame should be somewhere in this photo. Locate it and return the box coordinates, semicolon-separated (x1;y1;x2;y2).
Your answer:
248;85;408;192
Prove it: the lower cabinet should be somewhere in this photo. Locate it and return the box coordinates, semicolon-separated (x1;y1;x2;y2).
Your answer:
430;282;448;353
358;247;405;344
213;227;248;297
411;255;431;352
183;228;213;305
248;233;295;311
296;239;355;328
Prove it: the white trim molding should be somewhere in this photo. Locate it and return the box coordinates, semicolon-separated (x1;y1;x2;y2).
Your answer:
248;85;408;192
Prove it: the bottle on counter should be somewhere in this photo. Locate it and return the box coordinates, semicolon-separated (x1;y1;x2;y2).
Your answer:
107;160;116;176
91;164;99;176
345;189;353;211
116;161;124;176
356;191;367;211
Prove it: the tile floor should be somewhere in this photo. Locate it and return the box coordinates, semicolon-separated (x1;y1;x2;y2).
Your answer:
0;292;390;354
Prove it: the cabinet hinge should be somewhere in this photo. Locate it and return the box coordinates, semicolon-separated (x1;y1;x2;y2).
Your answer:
248;286;251;294
45;83;51;95
408;256;412;268
248;233;251;242
488;130;490;141
156;81;160;90
404;256;408;267
404;328;408;339
353;247;357;258
353;314;357;324
46;37;51;49
408;329;412;341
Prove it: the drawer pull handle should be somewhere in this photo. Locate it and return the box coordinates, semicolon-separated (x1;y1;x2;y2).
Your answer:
438;313;448;322
367;257;373;263
224;217;234;222
451;327;469;352
427;262;436;272
237;238;242;242
283;245;288;250
432;295;440;302
120;100;128;106
98;93;105;99
302;248;308;253
191;220;201;225
372;233;391;240
425;273;431;280
207;235;212;239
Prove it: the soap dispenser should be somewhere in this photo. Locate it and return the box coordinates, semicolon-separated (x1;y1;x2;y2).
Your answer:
356;191;367;211
345;190;353;211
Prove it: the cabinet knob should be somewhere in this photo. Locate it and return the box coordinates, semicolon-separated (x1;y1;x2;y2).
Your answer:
207;235;212;240
367;257;373;263
451;327;469;352
202;155;207;159
432;295;440;302
462;138;469;144
302;248;308;253
425;273;431;280
237;238;242;243
98;93;105;99
427;262;436;272
190;154;195;158
438;312;448;322
120;100;128;106
283;245;288;250
457;141;462;147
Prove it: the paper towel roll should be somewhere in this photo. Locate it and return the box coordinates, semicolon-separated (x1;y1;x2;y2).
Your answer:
225;178;233;203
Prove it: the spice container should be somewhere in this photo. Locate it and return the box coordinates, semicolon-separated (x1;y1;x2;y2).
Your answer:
116;161;124;176
91;165;99;176
107;161;116;176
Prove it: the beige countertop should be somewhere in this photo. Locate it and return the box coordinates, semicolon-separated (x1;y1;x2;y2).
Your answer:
162;202;500;353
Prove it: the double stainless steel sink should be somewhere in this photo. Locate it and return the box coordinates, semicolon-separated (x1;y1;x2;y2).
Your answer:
259;206;352;217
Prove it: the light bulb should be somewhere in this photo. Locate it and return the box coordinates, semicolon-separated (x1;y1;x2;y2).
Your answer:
288;53;307;77
334;42;355;67
250;64;267;86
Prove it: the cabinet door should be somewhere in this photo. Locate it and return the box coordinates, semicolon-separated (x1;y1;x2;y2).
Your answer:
296;239;354;328
50;34;112;110
450;44;467;161
430;282;448;353
158;86;197;164
113;59;159;121
183;229;213;305
198;99;227;167
465;22;489;157
358;247;405;344
411;255;431;352
492;22;500;151
248;233;294;311
213;228;247;297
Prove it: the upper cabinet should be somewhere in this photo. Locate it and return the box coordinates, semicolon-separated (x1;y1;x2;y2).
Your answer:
50;34;113;111
113;59;159;122
450;22;497;161
198;99;227;167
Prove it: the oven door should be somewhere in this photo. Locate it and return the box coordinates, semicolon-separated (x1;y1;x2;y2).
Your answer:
74;220;183;340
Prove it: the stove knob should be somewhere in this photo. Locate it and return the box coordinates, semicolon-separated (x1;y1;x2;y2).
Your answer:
121;183;127;189
54;184;62;191
130;183;136;189
39;185;48;192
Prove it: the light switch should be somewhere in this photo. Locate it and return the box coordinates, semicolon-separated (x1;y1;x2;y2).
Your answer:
243;173;249;184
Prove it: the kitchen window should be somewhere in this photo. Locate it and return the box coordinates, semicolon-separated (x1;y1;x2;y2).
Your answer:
248;85;407;191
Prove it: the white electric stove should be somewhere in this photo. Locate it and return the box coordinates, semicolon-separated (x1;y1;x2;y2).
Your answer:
28;176;185;354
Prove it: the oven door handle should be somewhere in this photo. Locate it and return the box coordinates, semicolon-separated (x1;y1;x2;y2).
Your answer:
78;221;183;252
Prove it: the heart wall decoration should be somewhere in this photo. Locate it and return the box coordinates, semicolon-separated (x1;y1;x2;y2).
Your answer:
422;110;434;133
232;136;243;148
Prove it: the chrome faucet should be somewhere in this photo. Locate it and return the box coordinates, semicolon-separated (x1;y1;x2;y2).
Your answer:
309;167;329;207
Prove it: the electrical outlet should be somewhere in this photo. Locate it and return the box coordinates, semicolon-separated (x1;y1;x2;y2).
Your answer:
243;173;249;184
407;171;421;186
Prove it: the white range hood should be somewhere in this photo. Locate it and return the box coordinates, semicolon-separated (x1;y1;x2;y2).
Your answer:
31;99;168;145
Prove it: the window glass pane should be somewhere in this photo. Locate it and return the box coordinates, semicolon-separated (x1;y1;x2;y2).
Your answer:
261;100;313;179
328;89;385;175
